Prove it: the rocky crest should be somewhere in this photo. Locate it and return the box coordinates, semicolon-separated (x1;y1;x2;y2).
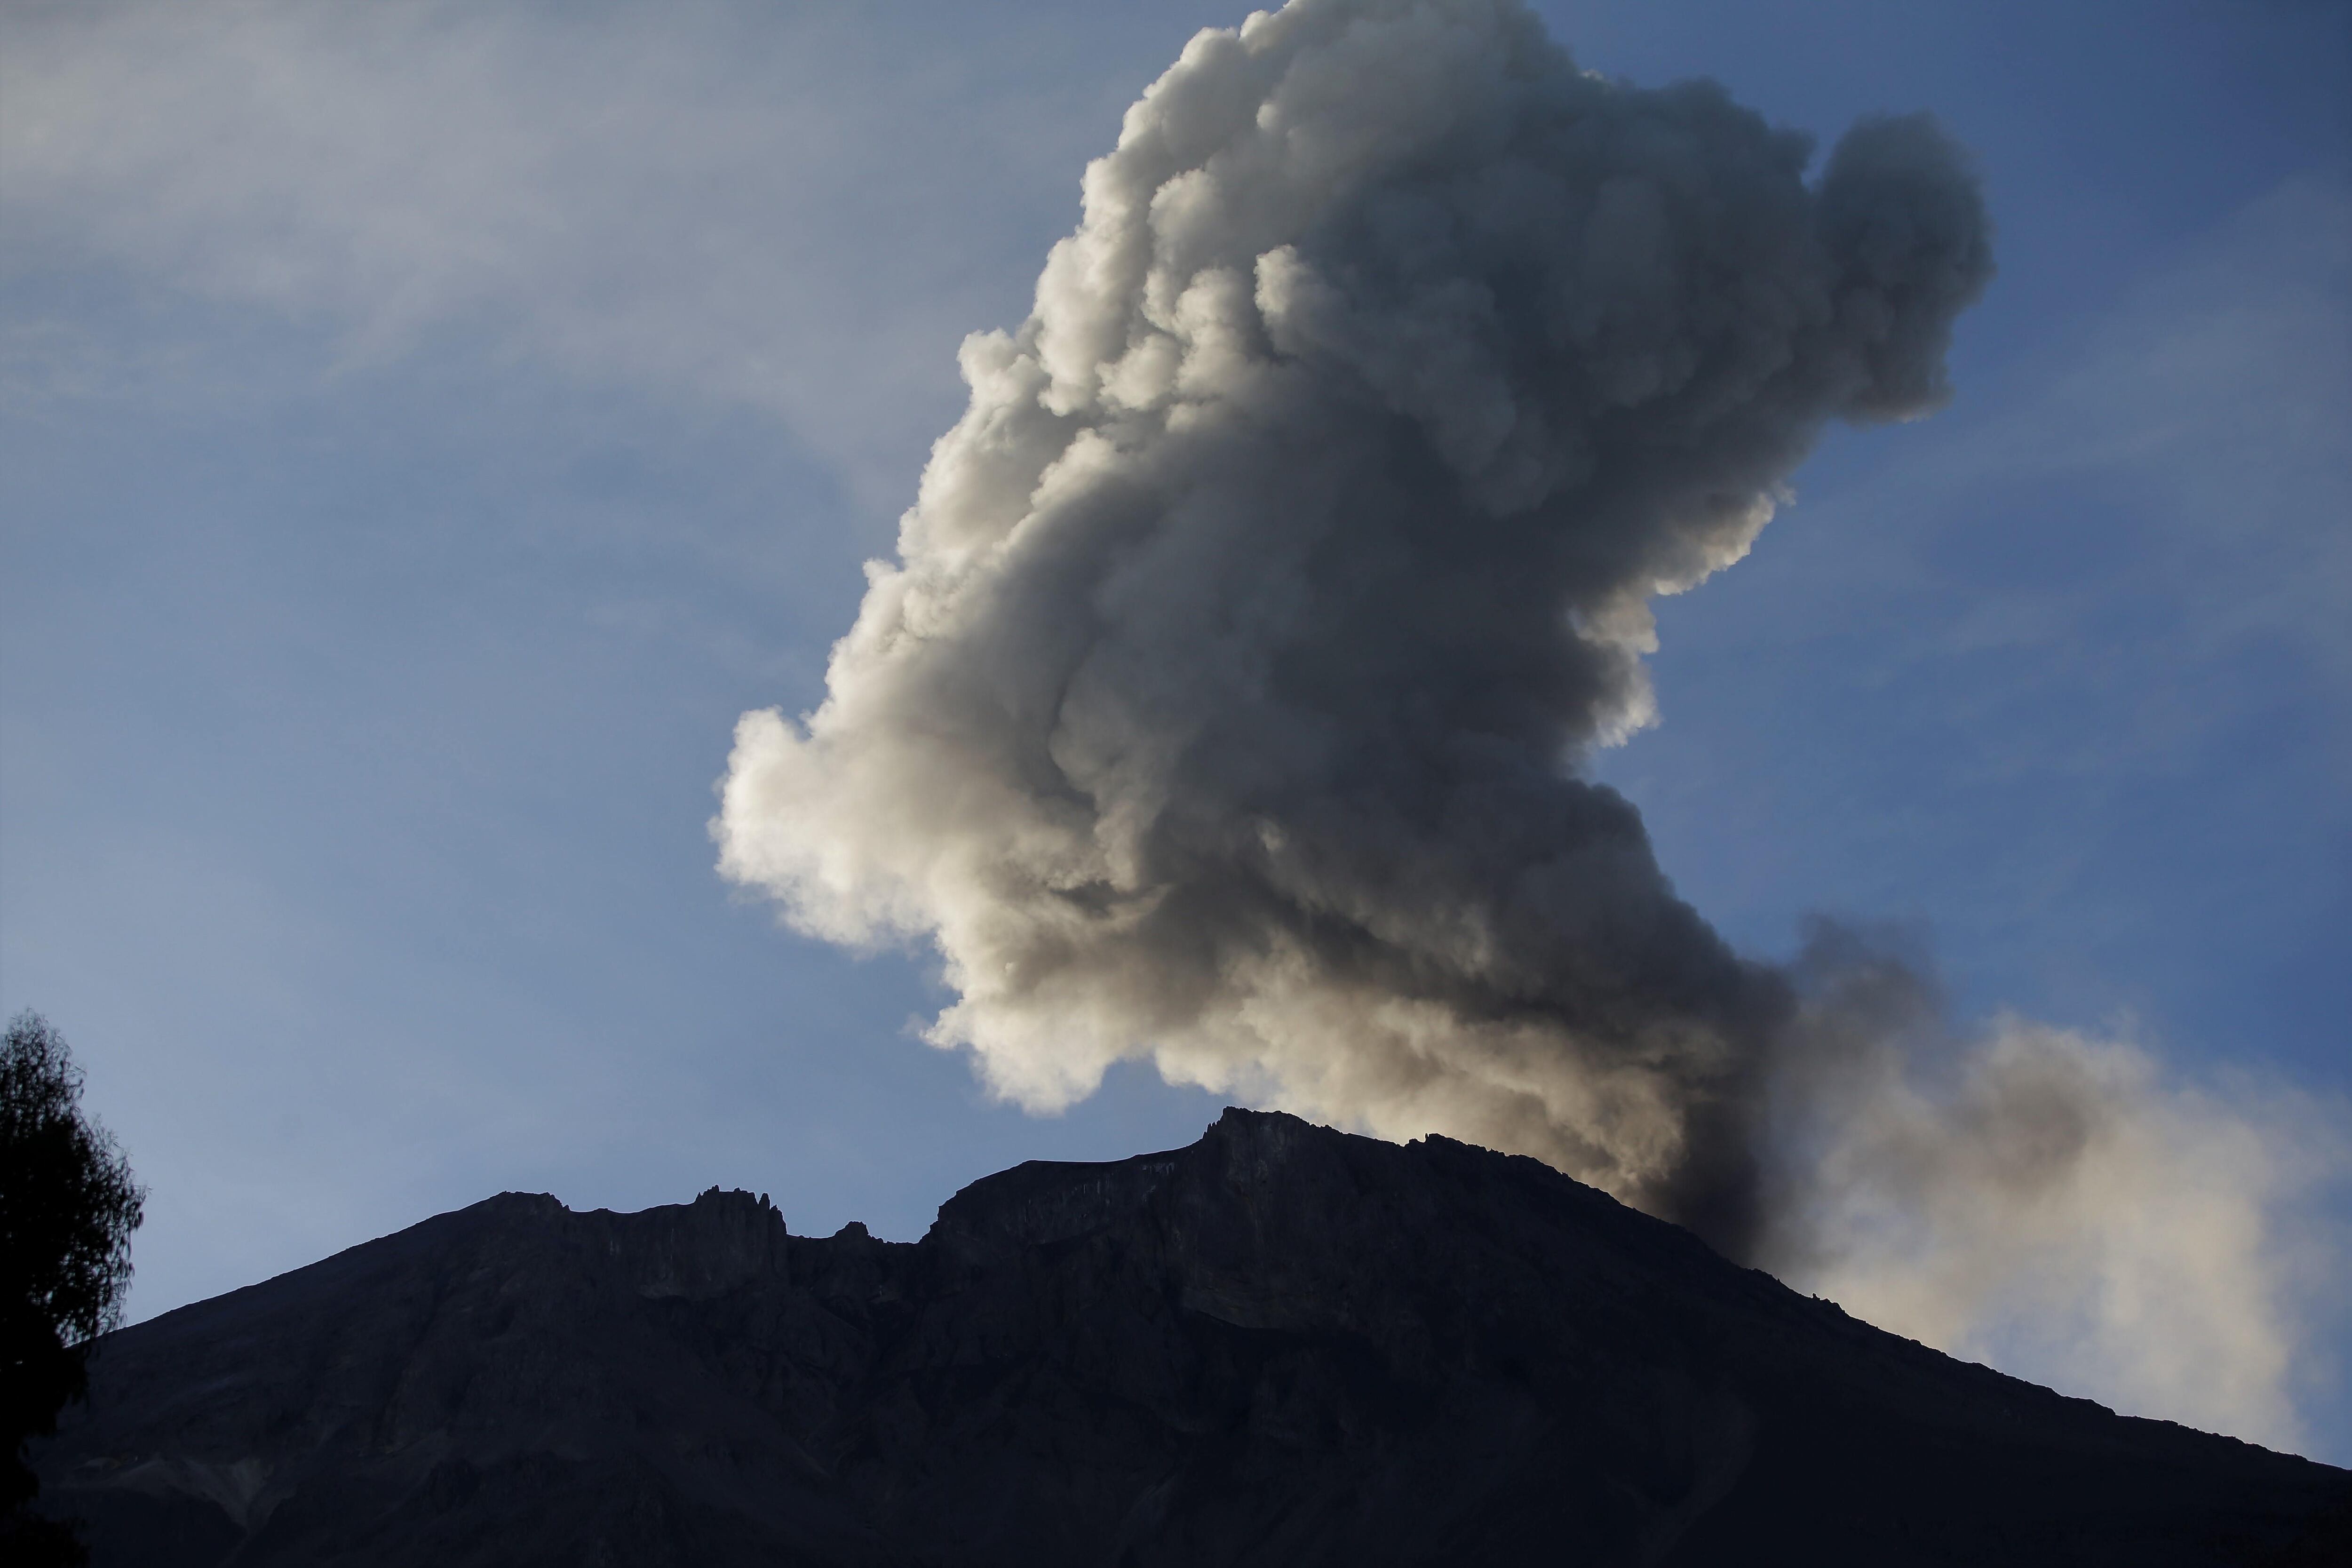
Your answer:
35;1109;2352;1565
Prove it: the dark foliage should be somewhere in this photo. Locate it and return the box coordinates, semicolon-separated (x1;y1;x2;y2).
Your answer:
3;1012;144;1565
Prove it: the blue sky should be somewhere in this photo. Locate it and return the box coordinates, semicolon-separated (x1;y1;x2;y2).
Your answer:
4;0;2347;1458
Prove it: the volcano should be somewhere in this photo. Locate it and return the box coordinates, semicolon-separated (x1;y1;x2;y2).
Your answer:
34;1109;2350;1565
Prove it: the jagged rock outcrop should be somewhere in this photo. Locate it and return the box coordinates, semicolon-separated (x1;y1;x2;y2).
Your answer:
33;1109;2352;1565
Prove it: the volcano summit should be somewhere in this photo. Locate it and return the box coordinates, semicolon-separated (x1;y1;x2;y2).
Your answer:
34;1110;2350;1565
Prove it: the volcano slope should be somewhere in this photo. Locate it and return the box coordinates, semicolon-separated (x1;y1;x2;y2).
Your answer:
32;1108;2351;1565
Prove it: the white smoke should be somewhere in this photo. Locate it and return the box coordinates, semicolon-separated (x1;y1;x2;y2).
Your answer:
716;0;2339;1447
1761;923;2344;1450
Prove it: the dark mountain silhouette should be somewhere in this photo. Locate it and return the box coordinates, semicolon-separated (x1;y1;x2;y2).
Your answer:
32;1109;2352;1565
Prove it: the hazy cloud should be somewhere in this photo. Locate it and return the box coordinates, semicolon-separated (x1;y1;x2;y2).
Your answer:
0;0;1153;501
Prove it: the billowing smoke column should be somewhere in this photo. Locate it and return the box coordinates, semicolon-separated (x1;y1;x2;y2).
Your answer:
720;2;2342;1448
717;0;1991;1261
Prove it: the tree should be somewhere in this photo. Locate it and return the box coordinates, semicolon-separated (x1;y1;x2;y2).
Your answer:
2;1012;144;1565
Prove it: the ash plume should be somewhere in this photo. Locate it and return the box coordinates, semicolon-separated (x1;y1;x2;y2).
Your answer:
718;0;1988;1255
717;0;2333;1445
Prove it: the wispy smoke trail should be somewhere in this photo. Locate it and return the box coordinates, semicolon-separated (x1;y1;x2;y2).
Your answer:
716;0;2335;1446
1767;923;2343;1448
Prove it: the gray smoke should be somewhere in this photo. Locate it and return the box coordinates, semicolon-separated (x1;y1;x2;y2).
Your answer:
1765;922;2339;1449
717;0;1991;1262
719;1;2346;1447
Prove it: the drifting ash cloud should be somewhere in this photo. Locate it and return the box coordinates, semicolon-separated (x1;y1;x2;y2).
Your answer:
718;0;2341;1448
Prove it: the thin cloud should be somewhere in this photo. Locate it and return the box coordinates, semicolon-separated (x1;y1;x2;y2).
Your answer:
0;0;1161;503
